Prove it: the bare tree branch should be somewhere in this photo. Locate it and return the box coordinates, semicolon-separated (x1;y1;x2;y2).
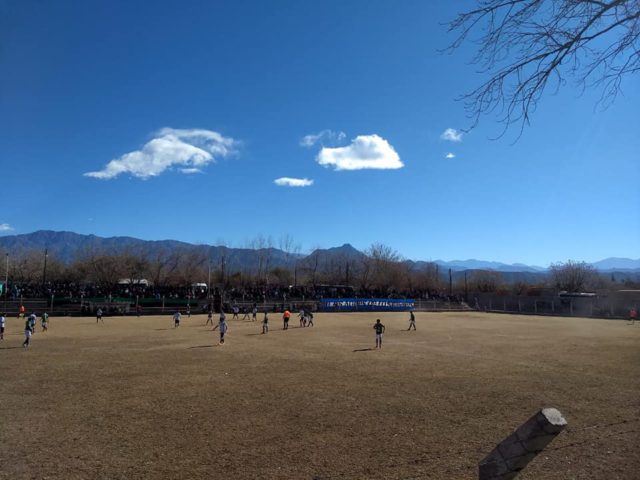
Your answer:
447;0;640;138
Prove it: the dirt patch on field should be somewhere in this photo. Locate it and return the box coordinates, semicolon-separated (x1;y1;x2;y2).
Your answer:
1;312;638;479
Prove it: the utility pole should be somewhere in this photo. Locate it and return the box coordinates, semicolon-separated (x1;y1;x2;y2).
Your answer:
345;261;350;286
220;255;226;306
4;253;8;312
464;271;468;300
42;248;48;296
448;268;452;297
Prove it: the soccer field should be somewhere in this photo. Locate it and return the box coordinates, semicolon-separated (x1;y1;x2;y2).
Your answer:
1;312;638;479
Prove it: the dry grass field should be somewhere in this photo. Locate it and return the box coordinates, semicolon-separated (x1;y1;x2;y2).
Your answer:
1;311;638;480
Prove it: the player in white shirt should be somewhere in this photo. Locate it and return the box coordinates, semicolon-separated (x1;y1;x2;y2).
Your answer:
212;314;228;344
28;313;37;334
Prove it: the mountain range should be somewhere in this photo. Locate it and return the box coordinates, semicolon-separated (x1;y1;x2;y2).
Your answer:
0;230;638;275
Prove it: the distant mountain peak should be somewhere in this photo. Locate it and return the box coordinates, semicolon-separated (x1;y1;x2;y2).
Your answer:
589;257;640;271
331;243;359;251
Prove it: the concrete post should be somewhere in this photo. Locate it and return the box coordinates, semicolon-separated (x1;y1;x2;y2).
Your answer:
479;408;567;480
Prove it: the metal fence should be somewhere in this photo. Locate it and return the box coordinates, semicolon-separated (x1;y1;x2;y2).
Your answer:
3;293;636;319
472;293;637;319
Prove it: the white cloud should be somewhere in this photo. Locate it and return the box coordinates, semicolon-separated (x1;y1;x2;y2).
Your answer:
316;134;403;171
441;128;463;142
180;168;202;174
84;128;238;180
300;129;346;148
445;152;456;159
274;177;314;187
0;223;13;231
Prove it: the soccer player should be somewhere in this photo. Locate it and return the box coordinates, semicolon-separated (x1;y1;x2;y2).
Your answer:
41;312;49;332
242;307;251;321
262;311;269;334
186;304;191;318
23;316;33;348
0;313;5;340
282;310;290;330
212;313;228;344
28;313;37;334
96;308;103;324
232;305;239;320
306;311;314;327
299;309;306;327
19;304;25;319
173;311;181;328
629;307;637;325
373;319;385;349
217;309;226;328
408;311;416;331
206;309;214;326
252;304;258;322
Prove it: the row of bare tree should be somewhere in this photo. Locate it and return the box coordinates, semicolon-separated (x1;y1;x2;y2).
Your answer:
0;243;629;297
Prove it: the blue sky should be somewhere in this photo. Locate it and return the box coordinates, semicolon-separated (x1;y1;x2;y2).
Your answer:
1;0;638;266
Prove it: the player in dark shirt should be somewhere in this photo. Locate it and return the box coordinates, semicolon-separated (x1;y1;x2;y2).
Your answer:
373;319;385;349
408;311;416;331
23;317;33;348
